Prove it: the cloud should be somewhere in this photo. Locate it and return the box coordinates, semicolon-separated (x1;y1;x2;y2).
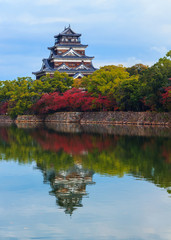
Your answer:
16;15;72;25
0;55;41;80
0;0;170;79
94;56;153;68
151;46;168;56
162;24;171;34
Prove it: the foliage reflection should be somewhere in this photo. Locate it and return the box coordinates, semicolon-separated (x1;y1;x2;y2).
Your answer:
0;125;171;213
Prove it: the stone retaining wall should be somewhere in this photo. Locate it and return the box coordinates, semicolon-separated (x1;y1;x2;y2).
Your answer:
0;112;170;126
80;112;171;125
15;115;44;123
45;112;171;126
45;112;83;123
0;115;14;123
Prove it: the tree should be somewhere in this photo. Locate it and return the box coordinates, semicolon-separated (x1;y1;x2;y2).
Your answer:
7;77;40;118
40;71;73;93
0;102;8;115
0;71;74;118
160;86;171;111
140;51;171;111
80;65;142;111
126;64;148;76
32;88;117;114
113;77;142;111
81;65;129;96
0;80;16;102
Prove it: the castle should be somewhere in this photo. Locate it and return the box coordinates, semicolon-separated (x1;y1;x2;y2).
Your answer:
33;25;97;79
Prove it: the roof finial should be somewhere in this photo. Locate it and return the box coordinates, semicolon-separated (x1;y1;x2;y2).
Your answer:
69;24;71;28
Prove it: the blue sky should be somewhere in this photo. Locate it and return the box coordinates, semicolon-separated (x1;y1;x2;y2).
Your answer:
1;161;171;239
0;0;171;80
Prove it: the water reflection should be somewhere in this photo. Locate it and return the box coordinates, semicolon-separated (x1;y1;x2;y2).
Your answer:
0;124;171;215
38;163;95;215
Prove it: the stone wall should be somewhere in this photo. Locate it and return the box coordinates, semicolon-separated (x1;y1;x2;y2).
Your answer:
45;112;171;126
0;115;14;123
0;112;170;126
45;112;83;123
80;112;171;126
15;115;44;123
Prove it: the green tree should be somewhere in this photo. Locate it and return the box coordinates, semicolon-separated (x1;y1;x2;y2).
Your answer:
7;77;40;118
140;51;171;111
81;65;142;110
0;71;73;118
126;64;148;76
40;71;73;93
113;76;142;111
0;80;16;102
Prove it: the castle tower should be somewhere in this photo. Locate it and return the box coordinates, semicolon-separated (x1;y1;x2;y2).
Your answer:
33;25;97;79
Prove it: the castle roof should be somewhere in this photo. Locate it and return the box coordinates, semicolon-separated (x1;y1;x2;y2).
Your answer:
48;44;88;50
50;55;94;60
54;25;81;38
33;26;97;79
32;59;97;77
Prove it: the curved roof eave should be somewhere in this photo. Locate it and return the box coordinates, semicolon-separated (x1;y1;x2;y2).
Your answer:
54;33;81;38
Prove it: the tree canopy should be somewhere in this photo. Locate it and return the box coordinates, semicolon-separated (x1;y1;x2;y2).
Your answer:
0;72;73;118
0;51;170;117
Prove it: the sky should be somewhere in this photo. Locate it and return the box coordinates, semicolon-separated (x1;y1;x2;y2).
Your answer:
0;0;171;80
1;161;171;239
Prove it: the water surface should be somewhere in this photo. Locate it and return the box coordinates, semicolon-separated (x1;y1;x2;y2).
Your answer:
0;124;171;240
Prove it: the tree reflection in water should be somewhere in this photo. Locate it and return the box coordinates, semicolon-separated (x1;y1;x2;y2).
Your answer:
0;124;171;214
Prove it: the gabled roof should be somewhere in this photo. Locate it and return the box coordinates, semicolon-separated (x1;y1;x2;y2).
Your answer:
32;59;53;75
54;26;81;38
50;55;94;60
48;44;88;50
75;63;89;70
61;25;76;35
41;59;53;71
57;63;71;70
73;73;84;79
62;48;81;57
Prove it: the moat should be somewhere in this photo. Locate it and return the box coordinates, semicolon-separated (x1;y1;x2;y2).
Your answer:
0;123;171;239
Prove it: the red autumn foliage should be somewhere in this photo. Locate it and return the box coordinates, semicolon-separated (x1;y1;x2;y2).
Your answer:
161;87;171;110
141;87;171;111
0;127;9;143
32;88;118;114
162;149;171;164
31;129;117;155
0;102;8;115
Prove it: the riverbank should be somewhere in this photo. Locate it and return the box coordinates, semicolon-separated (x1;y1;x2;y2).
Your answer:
0;111;170;126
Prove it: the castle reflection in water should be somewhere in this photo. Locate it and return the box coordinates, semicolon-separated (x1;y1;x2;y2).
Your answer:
38;163;95;215
0;123;171;215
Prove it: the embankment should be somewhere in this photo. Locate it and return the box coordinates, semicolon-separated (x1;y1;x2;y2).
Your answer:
0;111;170;126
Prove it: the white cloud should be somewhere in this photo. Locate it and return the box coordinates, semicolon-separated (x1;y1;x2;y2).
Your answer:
0;55;42;80
151;46;168;56
94;57;153;68
16;14;72;25
162;24;171;34
0;0;170;79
